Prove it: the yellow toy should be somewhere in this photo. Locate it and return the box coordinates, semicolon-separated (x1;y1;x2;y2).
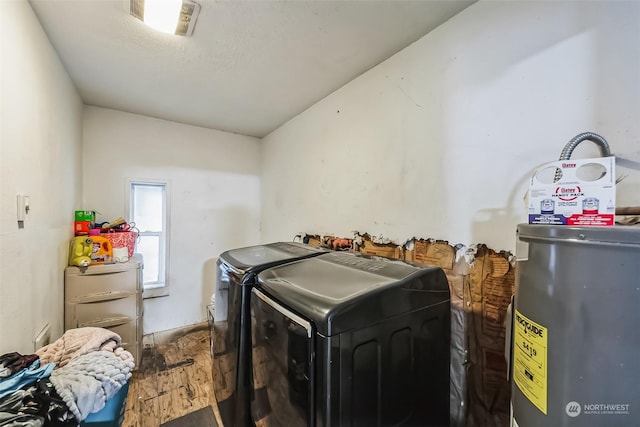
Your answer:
69;236;93;267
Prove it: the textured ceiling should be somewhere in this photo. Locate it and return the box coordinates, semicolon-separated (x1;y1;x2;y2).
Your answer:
29;0;474;138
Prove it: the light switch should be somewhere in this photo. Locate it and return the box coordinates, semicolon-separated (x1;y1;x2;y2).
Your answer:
17;194;29;226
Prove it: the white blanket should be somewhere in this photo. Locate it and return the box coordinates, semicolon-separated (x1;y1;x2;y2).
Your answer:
36;327;122;369
50;349;134;421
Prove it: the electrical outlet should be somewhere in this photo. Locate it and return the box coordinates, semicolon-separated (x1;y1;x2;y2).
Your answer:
33;323;51;351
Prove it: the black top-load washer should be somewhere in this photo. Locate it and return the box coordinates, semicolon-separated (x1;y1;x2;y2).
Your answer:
250;251;451;427
212;242;327;427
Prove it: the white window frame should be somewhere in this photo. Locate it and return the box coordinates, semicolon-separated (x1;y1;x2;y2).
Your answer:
126;179;171;298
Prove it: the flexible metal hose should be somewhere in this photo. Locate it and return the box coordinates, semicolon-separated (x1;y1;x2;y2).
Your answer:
554;132;611;181
559;132;611;160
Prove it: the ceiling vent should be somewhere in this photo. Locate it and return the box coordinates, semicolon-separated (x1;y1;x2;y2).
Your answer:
129;0;200;37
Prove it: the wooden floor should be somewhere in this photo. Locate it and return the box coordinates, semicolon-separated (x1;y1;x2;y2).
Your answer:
122;323;223;427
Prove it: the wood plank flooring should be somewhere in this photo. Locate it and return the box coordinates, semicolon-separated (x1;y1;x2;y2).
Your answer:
122;322;223;427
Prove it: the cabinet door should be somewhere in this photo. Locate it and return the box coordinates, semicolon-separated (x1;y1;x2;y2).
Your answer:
65;269;138;300
84;316;141;369
65;294;140;327
77;316;140;347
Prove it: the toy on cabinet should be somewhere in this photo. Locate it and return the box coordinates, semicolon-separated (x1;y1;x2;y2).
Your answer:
69;236;93;267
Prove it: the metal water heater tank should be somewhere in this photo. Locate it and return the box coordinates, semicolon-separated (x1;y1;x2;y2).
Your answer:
511;224;640;427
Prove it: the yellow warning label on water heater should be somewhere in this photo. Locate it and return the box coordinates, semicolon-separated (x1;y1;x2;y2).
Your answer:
513;310;548;414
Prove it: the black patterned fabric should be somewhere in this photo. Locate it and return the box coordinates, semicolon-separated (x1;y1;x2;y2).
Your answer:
0;379;77;427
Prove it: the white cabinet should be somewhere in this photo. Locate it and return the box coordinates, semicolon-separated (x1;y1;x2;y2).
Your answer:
64;254;143;367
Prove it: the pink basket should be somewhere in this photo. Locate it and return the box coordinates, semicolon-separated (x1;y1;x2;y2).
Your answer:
101;231;138;258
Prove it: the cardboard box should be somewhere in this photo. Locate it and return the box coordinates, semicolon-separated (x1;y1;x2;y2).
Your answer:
301;234;323;247
355;234;403;260
75;210;96;222
465;246;514;427
411;239;455;269
74;221;92;235
528;157;615;226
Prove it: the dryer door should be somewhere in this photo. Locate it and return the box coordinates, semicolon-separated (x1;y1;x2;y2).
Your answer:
250;288;315;427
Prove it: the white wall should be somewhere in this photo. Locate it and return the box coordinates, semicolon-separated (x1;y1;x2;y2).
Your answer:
82;107;261;333
261;0;640;252
0;0;83;352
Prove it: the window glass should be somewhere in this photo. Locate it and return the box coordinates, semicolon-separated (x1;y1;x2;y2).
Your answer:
133;185;163;231
130;181;168;295
138;235;160;283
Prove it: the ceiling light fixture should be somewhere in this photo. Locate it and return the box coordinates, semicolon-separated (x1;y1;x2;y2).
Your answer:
129;0;200;36
144;0;181;34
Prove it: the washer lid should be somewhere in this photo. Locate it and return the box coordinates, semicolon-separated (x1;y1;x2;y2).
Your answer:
518;223;640;247
257;251;450;336
219;242;326;275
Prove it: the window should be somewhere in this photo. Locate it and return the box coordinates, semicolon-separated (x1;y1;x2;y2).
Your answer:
129;181;169;297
